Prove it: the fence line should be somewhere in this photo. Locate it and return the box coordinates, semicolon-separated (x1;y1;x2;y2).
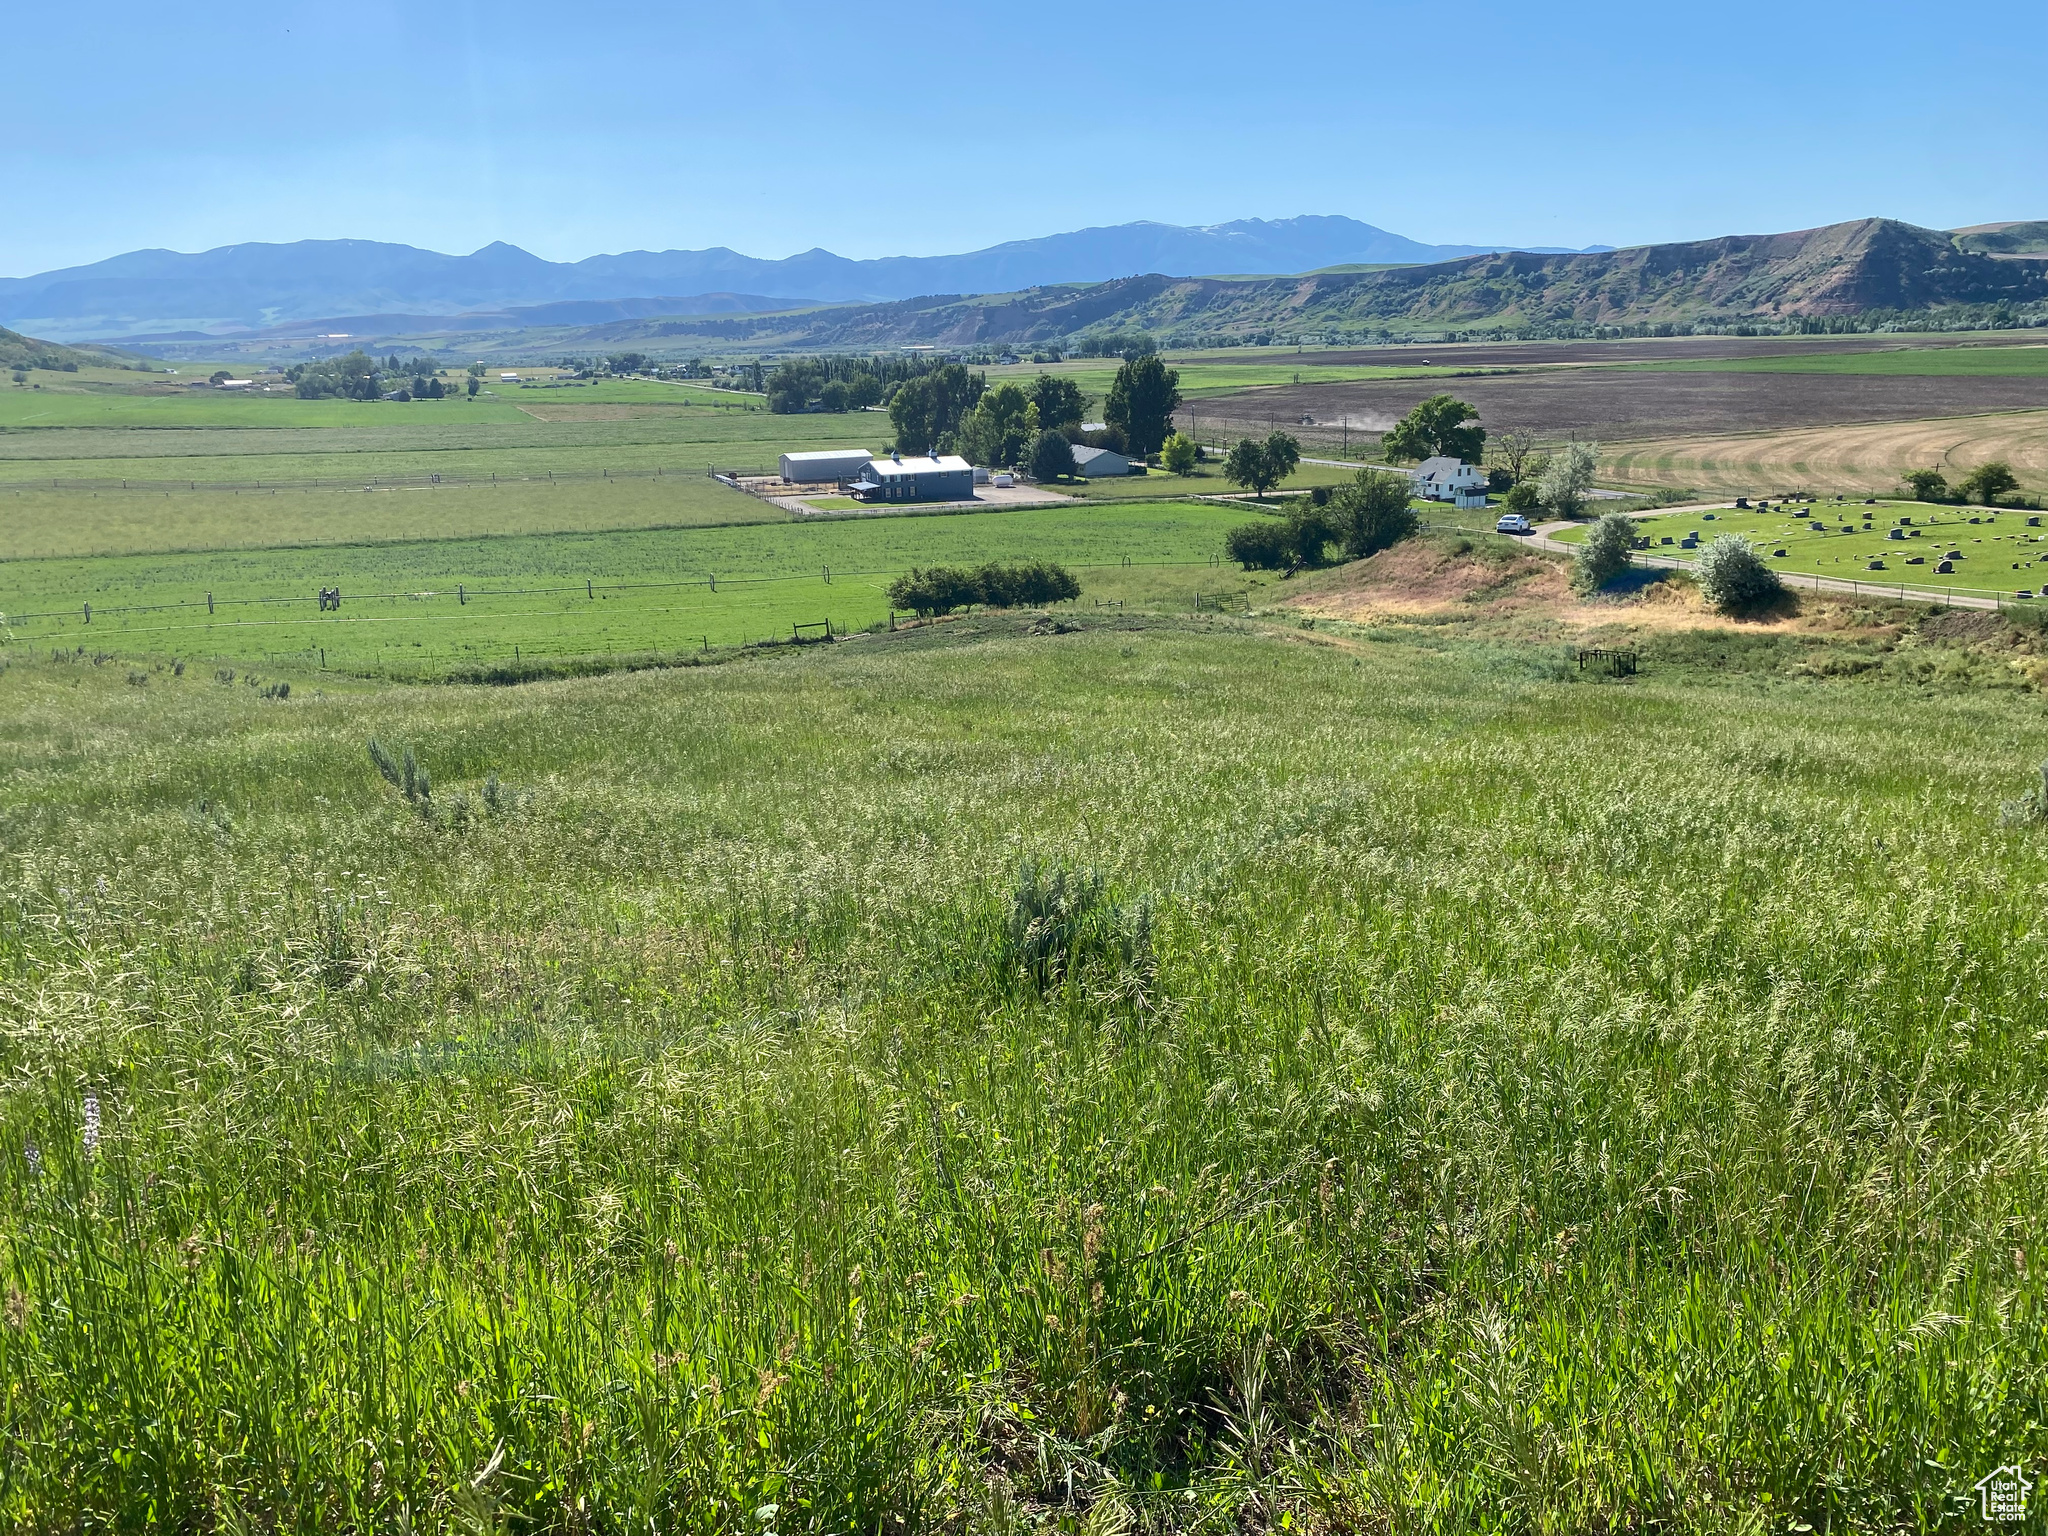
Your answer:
0;560;1229;630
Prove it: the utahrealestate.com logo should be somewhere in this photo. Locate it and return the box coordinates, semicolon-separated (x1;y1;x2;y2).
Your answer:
1971;1466;2034;1523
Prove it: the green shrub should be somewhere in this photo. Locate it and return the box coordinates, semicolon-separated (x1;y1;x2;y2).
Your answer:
1226;520;1295;570
1574;511;1639;591
1000;859;1155;999
1329;469;1419;558
1900;467;1955;503
887;562;1079;616
1029;429;1078;483
1694;535;1784;613
1959;460;2019;506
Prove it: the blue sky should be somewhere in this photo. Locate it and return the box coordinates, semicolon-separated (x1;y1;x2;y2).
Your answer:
8;0;2042;277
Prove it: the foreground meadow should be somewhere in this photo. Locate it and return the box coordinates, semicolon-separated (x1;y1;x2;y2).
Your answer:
0;614;2044;1531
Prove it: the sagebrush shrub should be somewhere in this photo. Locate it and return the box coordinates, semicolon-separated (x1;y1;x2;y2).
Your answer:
1694;535;1783;612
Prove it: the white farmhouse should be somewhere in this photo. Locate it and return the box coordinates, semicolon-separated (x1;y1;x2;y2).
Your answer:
1411;456;1488;507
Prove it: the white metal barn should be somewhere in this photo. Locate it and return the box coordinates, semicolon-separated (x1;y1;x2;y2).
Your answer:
779;448;876;484
1071;445;1134;478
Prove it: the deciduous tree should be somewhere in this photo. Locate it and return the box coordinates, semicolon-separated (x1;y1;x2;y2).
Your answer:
1537;441;1600;520
1329;469;1418;558
1105;355;1181;457
1381;394;1485;464
1029;429;1078;482
1959;460;2019;505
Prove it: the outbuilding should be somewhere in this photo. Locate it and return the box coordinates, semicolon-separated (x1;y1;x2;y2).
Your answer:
849;452;975;503
779;448;875;484
1071;444;1135;478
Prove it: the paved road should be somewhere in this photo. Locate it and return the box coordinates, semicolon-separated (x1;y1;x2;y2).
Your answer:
1527;507;2013;613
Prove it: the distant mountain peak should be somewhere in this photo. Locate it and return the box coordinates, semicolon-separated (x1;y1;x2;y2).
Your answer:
0;216;1612;341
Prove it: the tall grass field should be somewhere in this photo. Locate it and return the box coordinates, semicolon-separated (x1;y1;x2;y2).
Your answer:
0;607;2043;1531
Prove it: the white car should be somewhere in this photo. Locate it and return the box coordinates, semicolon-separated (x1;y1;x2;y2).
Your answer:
1495;513;1532;535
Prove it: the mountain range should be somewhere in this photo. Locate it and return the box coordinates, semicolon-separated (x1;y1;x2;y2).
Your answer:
0;217;1610;341
443;217;2046;355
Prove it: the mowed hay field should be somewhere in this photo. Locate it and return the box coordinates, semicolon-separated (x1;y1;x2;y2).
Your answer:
1;613;2044;1530
1604;409;2048;496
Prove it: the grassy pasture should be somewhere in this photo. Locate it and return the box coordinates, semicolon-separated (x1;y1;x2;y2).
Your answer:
1552;499;2048;598
0;476;786;560
0;387;534;429
0;612;2043;1529
0;416;855;495
0;500;1250;673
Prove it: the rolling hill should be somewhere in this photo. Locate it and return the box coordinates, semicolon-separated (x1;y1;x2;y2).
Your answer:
0;324;141;373
512;217;2048;353
0;217;1608;341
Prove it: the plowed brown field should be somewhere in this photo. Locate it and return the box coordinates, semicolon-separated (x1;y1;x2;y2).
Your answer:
1183;371;2048;445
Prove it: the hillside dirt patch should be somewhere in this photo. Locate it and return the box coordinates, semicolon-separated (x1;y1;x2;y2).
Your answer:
1269;532;2048;688
1272;536;1772;639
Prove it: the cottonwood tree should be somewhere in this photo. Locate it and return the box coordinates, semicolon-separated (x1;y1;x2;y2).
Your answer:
1959;460;2019;505
955;383;1037;467
1493;428;1540;483
1105;355;1182;457
1538;441;1601;519
888;364;983;454
1331;469;1418;557
1222;432;1301;498
1900;468;1952;502
1032;374;1086;433
1381;394;1485;463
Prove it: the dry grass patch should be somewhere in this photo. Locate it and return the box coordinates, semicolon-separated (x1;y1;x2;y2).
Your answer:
1605;409;2048;496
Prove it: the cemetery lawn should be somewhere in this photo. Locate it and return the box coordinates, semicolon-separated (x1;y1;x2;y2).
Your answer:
1550;499;2048;600
0;606;2043;1529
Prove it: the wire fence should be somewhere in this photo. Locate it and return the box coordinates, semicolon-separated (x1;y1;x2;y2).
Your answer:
0;557;1240;631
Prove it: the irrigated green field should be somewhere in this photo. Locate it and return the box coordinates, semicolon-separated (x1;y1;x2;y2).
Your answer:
0;476;788;560
1;605;2042;1530
0;501;1256;674
1551;499;2048;600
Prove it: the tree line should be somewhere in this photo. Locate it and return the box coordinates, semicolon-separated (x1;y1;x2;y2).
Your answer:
885;561;1081;618
288;352;484;402
1224;468;1420;571
1901;462;2031;508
